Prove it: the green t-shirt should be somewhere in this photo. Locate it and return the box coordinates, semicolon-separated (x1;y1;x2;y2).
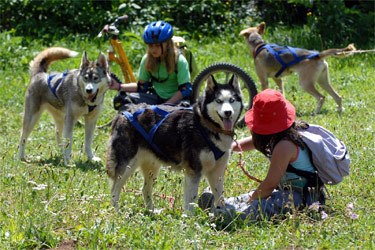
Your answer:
138;54;190;100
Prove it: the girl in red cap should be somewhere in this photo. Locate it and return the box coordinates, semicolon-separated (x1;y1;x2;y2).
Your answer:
199;89;325;224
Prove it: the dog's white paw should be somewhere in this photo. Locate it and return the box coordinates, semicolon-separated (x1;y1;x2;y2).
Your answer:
63;155;74;166
152;208;164;215
91;156;102;162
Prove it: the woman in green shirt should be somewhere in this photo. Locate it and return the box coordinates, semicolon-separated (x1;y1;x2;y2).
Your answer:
110;21;191;106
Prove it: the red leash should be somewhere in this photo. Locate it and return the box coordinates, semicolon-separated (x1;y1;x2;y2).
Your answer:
234;139;263;183
123;188;175;208
121;140;261;209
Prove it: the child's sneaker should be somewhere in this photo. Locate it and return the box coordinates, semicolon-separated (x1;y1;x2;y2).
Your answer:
198;192;214;211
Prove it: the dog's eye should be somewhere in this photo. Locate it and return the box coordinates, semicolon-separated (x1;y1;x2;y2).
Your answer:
84;75;89;81
216;99;223;104
93;76;99;81
229;97;235;103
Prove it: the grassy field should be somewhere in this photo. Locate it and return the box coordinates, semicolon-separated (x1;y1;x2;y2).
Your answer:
0;30;375;249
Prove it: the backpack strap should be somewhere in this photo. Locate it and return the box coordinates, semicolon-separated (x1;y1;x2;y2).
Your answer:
175;49;182;74
286;144;325;205
286;142;324;186
177;45;193;74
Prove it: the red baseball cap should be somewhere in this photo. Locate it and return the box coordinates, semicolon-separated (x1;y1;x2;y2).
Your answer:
245;89;296;135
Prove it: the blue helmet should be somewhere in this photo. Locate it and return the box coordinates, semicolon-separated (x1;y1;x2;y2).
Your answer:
143;21;173;44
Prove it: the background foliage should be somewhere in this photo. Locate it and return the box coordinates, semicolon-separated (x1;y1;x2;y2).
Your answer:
1;0;374;49
1;0;375;249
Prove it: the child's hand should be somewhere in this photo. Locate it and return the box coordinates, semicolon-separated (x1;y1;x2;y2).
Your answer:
109;77;121;90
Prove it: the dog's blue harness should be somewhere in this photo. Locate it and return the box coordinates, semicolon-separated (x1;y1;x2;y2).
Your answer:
47;70;67;99
197;122;225;160
254;44;320;77
47;70;96;113
122;106;225;161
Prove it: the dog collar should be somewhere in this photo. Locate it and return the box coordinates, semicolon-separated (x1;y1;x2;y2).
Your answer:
253;42;267;58
196;108;235;137
88;105;96;113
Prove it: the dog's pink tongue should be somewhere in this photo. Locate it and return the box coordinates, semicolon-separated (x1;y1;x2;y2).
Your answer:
223;118;233;131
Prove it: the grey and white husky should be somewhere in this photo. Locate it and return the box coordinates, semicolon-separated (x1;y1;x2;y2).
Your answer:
106;75;243;212
18;47;111;165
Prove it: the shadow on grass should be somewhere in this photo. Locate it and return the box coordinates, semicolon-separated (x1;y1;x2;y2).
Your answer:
34;156;105;172
74;159;104;172
296;108;331;117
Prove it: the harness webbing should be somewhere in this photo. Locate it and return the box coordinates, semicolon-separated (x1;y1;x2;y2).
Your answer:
197;123;225;160
47;70;67;99
254;44;320;77
122;106;175;161
47;70;96;113
122;105;225;162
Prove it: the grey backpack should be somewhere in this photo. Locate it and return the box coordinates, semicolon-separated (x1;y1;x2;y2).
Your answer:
298;124;350;185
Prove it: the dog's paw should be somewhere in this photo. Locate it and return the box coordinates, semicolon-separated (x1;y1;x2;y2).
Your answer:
152;208;165;215
64;160;76;167
91;156;102;163
337;105;343;114
18;155;26;162
63;156;75;167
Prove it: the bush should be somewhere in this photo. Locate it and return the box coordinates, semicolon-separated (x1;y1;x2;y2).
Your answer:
255;0;374;49
1;0;373;49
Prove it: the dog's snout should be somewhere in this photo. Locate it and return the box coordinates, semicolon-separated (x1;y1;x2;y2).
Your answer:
86;84;94;94
224;110;232;117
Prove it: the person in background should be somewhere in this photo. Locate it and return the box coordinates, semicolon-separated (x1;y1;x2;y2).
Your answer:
110;21;192;107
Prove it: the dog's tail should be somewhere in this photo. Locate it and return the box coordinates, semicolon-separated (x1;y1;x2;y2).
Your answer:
106;115;122;180
29;47;79;77
318;44;356;59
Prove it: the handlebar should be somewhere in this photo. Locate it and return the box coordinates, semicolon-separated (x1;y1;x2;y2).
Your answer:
97;15;128;38
113;15;128;25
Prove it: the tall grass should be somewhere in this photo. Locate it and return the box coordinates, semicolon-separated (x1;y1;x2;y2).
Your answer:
0;27;374;249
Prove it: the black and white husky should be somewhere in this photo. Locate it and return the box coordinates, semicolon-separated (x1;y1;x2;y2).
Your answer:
106;75;243;212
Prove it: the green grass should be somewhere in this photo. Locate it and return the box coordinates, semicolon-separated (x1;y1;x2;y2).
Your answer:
1;30;375;249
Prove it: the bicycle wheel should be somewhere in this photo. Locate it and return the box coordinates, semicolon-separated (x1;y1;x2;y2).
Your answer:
191;63;257;127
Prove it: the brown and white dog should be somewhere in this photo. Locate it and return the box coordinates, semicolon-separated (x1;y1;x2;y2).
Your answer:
239;22;356;114
18;47;111;165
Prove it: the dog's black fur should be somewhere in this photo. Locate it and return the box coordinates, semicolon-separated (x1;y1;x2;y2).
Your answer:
106;75;243;212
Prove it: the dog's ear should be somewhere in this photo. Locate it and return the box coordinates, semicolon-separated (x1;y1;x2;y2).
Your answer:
239;28;249;38
80;51;90;70
229;74;242;97
257;22;266;35
96;51;109;73
205;75;217;92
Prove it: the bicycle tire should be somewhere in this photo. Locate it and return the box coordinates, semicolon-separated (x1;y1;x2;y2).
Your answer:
191;63;257;127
